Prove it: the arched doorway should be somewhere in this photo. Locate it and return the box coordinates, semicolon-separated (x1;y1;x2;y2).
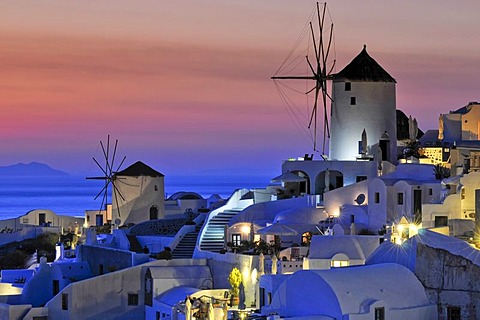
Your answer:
149;206;158;220
316;170;344;195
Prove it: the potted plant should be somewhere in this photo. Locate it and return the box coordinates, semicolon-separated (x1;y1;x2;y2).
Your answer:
228;267;242;306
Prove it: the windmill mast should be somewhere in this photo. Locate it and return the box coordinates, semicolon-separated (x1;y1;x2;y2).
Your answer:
271;2;335;155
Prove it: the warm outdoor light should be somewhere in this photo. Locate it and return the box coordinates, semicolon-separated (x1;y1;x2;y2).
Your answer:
241;225;250;234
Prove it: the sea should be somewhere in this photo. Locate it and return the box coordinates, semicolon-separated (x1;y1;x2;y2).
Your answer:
0;175;274;220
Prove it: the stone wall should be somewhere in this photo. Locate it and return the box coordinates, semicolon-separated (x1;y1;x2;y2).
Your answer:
415;244;480;320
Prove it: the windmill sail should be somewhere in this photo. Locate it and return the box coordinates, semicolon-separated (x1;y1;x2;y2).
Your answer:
272;2;335;155
86;135;126;222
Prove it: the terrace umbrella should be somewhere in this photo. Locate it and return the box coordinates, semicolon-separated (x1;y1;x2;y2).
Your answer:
257;223;298;256
238;282;246;310
377;147;383;173
324;169;330;192
271;172;306;183
361;128;367;154
257;223;298;236
438;114;444;140
259;252;265;275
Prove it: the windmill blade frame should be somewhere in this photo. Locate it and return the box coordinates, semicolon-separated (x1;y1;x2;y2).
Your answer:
86;135;126;225
271;2;336;155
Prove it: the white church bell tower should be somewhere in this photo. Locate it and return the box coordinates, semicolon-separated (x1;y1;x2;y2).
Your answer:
329;46;397;162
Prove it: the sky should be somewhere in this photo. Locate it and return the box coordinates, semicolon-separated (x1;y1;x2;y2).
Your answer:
1;1;479;177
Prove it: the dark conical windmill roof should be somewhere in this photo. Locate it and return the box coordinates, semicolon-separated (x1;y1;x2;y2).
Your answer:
115;161;164;177
334;45;396;83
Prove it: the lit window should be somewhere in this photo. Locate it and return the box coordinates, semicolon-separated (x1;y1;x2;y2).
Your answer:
331;260;349;268
302;232;312;246
350;97;356;105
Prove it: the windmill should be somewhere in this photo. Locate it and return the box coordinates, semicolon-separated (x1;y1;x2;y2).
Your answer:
272;2;335;156
86;135;126;226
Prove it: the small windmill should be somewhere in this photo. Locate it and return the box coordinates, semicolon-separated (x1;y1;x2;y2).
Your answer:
272;2;335;155
86;135;126;224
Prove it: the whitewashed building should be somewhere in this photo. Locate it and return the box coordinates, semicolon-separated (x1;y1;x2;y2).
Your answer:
259;263;437;319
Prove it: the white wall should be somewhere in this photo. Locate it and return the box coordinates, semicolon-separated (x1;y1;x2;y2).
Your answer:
367;178;389;225
324;180;368;217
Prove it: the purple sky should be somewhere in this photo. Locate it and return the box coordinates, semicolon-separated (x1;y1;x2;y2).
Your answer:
0;1;479;176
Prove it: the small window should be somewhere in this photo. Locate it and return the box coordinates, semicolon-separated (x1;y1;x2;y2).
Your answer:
154;185;158;191
62;293;68;310
86;215;90;222
429;188;433;196
128;293;139;306
22;218;29;224
350;97;356;105
447;306;461;320
397;193;404;205
345;82;351;91
461;188;465;200
374;307;385;320
374;192;380;203
435;216;448;228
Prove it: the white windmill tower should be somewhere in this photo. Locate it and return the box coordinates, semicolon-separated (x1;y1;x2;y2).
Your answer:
329;45;397;162
111;161;165;225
